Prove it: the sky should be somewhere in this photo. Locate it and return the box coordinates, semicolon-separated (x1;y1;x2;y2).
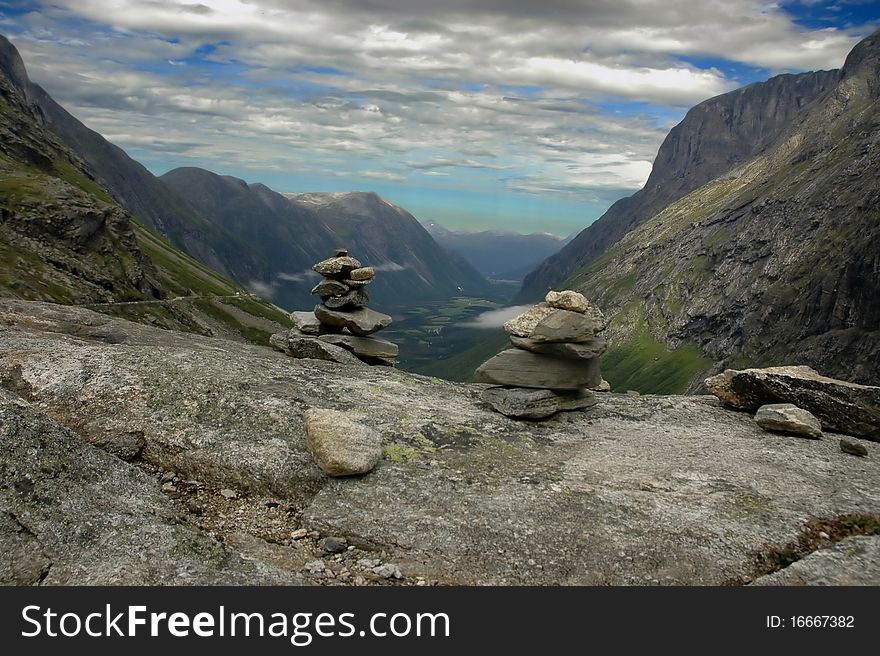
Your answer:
1;1;877;236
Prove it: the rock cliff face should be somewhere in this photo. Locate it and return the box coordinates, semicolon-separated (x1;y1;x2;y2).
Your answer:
517;68;841;302
564;29;880;391
1;301;877;585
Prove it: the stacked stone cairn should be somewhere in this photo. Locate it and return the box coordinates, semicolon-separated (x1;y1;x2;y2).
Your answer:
270;249;398;366
474;290;607;419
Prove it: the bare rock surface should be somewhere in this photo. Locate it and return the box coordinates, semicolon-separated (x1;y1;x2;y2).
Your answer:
706;366;880;441
1;301;879;585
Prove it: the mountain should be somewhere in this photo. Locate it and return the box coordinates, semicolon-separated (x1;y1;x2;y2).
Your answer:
423;220;566;281
566;29;880;392
0;35;266;284
517;66;842;302
0;37;291;344
160;167;492;310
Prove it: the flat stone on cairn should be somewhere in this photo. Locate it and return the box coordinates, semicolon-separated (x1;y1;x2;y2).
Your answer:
475;290;608;420
269;248;397;366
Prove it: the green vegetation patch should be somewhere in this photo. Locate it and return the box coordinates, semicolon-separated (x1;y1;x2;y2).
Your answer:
602;323;712;394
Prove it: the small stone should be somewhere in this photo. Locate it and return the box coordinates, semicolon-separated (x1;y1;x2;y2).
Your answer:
754;403;822;439
303;560;326;574
220;488;238;499
161;471;175;483
264;500;281;508
321;537;348;554
303;408;382;476
310;280;349;298
290;528;309;540
372;563;403;579
545;290;589;313
840;439;868;457
323;287;369;310
187;504;203;516
342;278;371;288
290;311;328;335
161;482;176;493
319;334;399;358
594;379;611;392
503;303;554;337
314;305;392;336
332;248;348;257
348;267;375;282
312;255;362;279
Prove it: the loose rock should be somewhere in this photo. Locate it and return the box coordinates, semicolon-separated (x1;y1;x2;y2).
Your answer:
482;387;596;420
475;349;601;389
545;290;588;313
310;280;349;298
319;334;399;358
503;303;554;337
312;255;362;279
323;288;369;310
372;563;403;579
314;305;392;336
290;311;325;335
529;308;604;343
303;408;382;476
840;439;868;457
348;267;375;282
321;537;348;554
754;403;822;439
510;335;607;359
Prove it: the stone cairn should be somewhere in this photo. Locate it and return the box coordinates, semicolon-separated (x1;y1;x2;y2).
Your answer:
270;248;398;366
474;290;608;419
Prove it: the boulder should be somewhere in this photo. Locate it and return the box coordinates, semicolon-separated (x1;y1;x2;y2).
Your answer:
303;408;382;476
348;267;375;282
529;308;605;343
509;335;607;359
319;334;399;358
705;366;880;441
545;290;588;313
314;305;392;336
290;310;324;335
323;288;369;310
312;255;362;279
503;303;555;337
482;386;596;419
310;280;349;298
754;404;822;439
474;349;602;389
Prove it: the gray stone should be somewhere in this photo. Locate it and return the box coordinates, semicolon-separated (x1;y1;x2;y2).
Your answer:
840;439;868;457
0;512;52;585
312;255;362;279
754;403;822;439
503;303;554;337
310;280;349;298
290;311;324;335
706;365;880;441
220;488;238;499
510;335;607;359
482;386;596;419
323;287;369;310
92;431;145;461
545;290;588;313
314;304;392;336
341;278;371;288
319;334;399;358
529;308;604;343
474;349;602;389
372;563;403;579
751;536;880;586
321;536;348;554
332;248;349;257
349;267;375;282
287;336;362;365
594;379;612;392
303;408;382;476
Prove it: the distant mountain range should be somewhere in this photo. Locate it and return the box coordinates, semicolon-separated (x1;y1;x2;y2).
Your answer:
423;221;567;281
532;29;880;391
0;34;491;314
0;35;292;343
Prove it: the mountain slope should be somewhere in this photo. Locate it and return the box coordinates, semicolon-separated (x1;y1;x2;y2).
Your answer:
566;29;880;391
160;167;492;310
517;67;842;302
0;40;291;343
424;220;566;281
0;34;266;284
